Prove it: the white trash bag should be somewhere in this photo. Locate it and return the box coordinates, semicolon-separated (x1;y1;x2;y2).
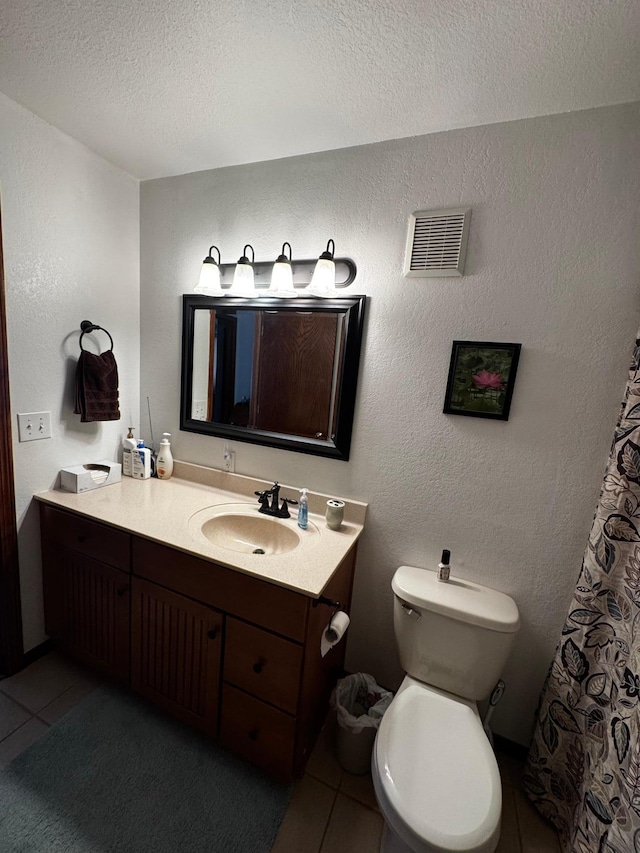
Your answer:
330;673;393;774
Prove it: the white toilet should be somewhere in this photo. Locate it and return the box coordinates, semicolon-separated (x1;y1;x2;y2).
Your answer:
372;565;520;853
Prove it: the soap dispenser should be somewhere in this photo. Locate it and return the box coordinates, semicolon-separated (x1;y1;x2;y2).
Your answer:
122;427;136;477
157;433;174;480
298;488;309;530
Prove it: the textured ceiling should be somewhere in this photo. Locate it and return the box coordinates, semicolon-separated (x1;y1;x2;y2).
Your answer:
0;0;638;180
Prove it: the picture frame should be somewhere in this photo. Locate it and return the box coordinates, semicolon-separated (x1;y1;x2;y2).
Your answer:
443;341;521;420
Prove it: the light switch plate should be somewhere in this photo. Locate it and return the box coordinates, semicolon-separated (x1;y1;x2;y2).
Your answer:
17;411;52;442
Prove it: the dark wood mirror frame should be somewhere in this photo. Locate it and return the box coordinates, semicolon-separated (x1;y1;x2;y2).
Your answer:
180;295;366;460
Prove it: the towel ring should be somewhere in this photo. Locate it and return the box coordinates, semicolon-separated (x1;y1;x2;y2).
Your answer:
79;320;114;353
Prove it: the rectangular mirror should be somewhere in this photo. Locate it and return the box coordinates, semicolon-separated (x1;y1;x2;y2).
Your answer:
180;295;366;460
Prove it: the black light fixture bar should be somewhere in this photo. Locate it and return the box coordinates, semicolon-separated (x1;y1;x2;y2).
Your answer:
214;257;356;289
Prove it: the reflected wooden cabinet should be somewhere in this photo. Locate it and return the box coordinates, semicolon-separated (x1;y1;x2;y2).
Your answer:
40;503;356;781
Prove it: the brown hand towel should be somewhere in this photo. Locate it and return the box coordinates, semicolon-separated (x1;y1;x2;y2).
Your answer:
74;350;121;423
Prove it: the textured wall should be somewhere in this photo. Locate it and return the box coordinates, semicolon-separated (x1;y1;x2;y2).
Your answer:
141;102;640;745
0;92;140;651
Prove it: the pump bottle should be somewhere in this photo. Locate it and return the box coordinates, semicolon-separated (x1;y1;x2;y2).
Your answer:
122;427;136;477
157;433;174;480
298;488;309;530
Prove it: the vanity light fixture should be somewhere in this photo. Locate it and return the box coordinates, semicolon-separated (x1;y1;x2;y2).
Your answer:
268;242;298;298
229;244;256;297
305;239;338;297
194;245;224;295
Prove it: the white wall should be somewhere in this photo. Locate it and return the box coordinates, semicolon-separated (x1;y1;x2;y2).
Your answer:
0;93;140;651
141;102;640;745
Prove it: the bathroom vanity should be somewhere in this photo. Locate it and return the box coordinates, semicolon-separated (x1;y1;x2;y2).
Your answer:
36;463;366;781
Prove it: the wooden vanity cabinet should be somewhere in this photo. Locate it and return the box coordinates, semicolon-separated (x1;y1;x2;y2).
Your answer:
40;503;356;782
40;504;131;682
130;577;223;738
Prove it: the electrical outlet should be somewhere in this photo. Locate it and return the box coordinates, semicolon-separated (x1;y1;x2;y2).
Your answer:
17;411;52;442
222;444;235;473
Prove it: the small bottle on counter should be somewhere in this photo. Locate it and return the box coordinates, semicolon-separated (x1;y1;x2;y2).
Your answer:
156;433;174;480
122;427;136;477
437;549;451;582
297;488;309;530
132;440;152;480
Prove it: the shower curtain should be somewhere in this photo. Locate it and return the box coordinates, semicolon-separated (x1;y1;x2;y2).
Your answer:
525;335;640;852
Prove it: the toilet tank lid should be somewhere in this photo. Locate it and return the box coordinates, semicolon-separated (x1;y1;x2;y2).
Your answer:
392;566;520;634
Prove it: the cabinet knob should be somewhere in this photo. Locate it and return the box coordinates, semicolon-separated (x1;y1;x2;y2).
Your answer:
77;535;87;543
116;586;128;597
207;628;219;640
248;728;259;741
252;659;266;674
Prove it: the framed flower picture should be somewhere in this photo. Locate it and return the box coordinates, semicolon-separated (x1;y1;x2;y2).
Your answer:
443;341;521;420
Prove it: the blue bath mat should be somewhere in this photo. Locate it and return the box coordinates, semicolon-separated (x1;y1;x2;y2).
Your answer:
0;685;292;852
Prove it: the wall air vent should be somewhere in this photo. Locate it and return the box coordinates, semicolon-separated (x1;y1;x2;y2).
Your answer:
403;207;471;277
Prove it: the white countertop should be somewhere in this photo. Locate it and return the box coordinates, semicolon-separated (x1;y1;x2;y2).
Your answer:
35;461;367;598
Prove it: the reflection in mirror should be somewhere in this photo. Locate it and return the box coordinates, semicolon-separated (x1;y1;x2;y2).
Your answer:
181;296;366;460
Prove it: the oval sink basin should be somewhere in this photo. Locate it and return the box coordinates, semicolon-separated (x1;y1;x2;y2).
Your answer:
201;513;300;555
189;503;318;556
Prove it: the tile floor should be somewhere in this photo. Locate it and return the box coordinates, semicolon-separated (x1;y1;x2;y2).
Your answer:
0;652;562;852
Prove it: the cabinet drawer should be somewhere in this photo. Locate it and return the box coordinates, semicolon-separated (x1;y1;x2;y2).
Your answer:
40;504;130;572
224;618;303;714
220;684;296;781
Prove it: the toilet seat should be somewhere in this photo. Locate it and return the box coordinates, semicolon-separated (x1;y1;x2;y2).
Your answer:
372;677;501;853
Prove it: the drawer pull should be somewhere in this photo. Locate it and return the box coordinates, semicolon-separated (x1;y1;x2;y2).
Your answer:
116;586;128;597
77;535;87;543
248;728;259;741
252;659;266;674
207;628;219;640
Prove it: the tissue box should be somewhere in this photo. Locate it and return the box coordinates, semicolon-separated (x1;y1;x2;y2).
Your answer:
60;461;122;493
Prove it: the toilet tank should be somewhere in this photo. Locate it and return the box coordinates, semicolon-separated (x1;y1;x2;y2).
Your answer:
392;566;520;701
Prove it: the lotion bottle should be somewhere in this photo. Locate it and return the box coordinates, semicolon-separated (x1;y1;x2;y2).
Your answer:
132;440;151;480
122;427;136;477
298;488;309;530
157;433;174;480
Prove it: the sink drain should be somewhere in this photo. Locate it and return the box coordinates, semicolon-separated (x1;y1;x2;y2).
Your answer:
253;548;266;555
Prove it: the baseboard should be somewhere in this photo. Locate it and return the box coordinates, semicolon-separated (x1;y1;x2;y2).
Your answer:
21;638;55;669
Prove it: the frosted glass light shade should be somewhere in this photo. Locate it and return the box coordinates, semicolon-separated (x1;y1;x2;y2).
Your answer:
230;262;255;296
268;242;297;298
306;257;337;297
194;260;224;295
268;261;297;298
305;239;339;297
229;245;256;297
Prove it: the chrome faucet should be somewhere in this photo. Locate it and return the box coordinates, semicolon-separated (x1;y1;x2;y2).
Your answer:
254;482;298;519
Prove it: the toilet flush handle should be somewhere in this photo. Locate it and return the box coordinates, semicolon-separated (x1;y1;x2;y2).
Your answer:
400;602;421;620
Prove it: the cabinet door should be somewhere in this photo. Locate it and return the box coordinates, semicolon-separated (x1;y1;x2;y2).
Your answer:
43;546;131;682
131;578;223;737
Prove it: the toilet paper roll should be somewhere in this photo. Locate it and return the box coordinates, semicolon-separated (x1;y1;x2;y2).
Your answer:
320;610;350;658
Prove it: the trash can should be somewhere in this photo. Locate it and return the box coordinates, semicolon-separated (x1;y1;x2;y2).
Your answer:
331;673;393;775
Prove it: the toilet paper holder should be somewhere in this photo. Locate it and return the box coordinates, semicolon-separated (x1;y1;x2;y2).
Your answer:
313;595;343;632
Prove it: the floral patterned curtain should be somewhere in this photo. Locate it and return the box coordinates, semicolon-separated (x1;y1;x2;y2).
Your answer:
525;336;640;853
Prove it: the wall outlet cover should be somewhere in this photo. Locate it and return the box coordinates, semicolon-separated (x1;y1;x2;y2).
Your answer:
17;411;52;442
